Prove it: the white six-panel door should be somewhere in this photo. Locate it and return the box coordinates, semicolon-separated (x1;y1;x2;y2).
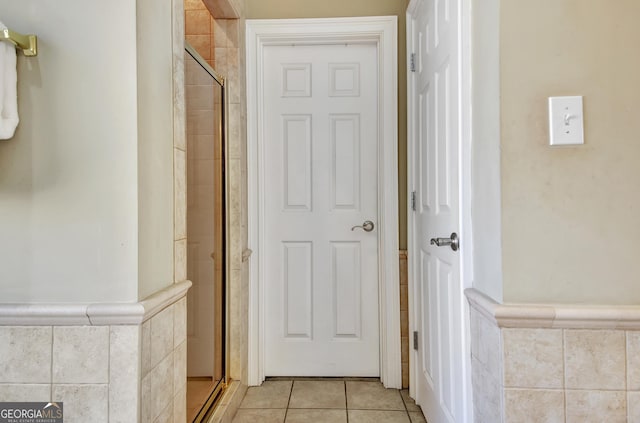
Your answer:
263;43;380;376
409;0;468;421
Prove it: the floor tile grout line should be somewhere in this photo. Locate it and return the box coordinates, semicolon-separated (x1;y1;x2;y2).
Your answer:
283;379;294;423
399;388;412;421
344;381;349;423
231;379;426;422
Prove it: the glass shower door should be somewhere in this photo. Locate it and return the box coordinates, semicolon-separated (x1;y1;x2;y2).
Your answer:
184;43;226;423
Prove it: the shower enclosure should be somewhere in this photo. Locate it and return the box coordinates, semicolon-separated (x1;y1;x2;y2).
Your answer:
184;43;227;423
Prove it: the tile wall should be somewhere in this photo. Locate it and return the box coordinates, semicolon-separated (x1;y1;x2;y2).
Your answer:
185;0;217;68
141;298;188;423
468;291;640;423
0;325;138;423
0;295;188;423
469;306;505;422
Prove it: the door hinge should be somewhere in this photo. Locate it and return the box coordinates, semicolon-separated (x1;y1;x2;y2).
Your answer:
411;191;416;211
410;53;416;72
413;331;419;350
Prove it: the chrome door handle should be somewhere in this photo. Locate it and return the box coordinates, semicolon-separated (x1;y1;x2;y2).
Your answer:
351;220;375;232
430;232;459;251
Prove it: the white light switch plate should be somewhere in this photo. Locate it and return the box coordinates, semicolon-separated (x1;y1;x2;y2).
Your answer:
548;96;584;146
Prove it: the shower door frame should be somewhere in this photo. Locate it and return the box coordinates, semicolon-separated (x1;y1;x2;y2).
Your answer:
185;42;229;421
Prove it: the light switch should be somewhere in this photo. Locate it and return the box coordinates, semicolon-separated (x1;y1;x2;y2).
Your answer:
548;96;584;146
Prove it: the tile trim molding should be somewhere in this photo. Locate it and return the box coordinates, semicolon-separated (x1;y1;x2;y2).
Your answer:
466;287;640;329
139;280;192;323
0;280;192;326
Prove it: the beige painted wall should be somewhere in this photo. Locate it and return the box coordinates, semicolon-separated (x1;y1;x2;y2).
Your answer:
0;0;139;303
471;0;503;302
137;0;176;300
0;0;176;302
501;0;640;304
247;0;410;249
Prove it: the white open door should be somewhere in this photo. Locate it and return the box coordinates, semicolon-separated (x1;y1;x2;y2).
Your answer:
407;0;472;421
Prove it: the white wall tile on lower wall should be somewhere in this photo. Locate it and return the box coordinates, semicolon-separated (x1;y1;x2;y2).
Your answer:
629;392;640;423
471;357;503;423
142;319;152;378
503;389;564;423
150;306;175;369
564;330;626;391
142;352;174;423
469;308;480;363
0;326;52;383
0;292;190;422
627;332;640;390
503;328;563;389
469;292;640;423
52;384;108;423
109;325;140;423
174;297;187;348
474;310;502;379
141;297;188;423
154;402;173;423
565;390;626;423
52;326;109;384
0;384;50;402
173;340;187;394
174;384;187;423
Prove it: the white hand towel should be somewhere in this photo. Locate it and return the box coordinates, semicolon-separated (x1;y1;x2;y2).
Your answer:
0;20;19;140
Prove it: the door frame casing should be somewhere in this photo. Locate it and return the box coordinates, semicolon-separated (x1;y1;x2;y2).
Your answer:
246;16;401;388
406;0;474;419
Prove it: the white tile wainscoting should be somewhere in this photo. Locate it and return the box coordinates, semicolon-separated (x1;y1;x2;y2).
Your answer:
466;288;640;423
0;281;190;423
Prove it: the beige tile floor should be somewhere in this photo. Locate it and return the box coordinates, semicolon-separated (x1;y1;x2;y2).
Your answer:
232;379;427;423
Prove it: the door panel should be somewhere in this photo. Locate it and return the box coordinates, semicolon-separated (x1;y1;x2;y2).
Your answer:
331;242;361;338
410;0;466;421
282;115;312;210
330;114;361;210
263;43;379;376
282;242;313;339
